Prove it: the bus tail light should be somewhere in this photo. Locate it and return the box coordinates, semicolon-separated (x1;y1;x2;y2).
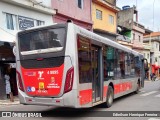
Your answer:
64;67;74;93
16;71;25;92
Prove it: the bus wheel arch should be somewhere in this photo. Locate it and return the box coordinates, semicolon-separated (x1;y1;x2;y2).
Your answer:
104;83;114;108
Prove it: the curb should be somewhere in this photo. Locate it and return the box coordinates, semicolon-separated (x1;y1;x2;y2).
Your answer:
0;100;20;105
0;101;20;105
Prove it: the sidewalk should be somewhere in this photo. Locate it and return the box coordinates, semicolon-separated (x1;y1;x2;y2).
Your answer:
0;96;20;105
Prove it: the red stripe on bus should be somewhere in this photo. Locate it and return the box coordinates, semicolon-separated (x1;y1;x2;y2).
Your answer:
79;89;92;105
114;82;132;94
103;86;108;98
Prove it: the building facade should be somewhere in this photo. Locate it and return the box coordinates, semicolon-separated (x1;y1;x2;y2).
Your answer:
143;43;151;79
144;32;160;78
92;0;119;40
117;6;145;53
0;0;56;99
52;0;93;30
117;35;133;49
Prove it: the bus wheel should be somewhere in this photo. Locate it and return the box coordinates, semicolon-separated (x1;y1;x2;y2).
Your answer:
135;81;140;94
105;86;114;108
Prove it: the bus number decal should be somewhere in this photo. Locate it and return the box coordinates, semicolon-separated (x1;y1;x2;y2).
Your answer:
47;70;59;75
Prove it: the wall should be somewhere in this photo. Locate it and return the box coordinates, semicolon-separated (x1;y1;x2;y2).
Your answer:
0;1;54;33
104;0;116;5
92;2;117;33
95;31;116;40
132;30;144;52
35;0;52;7
117;8;134;30
143;50;150;64
52;0;92;24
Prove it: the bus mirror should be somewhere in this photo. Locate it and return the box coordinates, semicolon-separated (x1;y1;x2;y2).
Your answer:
13;46;16;56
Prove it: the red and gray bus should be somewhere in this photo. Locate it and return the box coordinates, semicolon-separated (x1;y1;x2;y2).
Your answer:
16;23;145;108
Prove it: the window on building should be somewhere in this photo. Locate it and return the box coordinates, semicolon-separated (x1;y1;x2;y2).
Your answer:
133;33;135;40
139;35;141;42
156;43;158;49
109;15;114;25
96;9;102;20
144;53;145;58
77;0;83;9
5;13;17;30
37;20;45;26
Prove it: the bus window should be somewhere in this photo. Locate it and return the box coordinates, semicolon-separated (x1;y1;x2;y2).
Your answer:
78;36;92;83
103;45;115;80
124;53;131;78
19;28;65;55
114;50;125;79
135;56;141;77
130;54;136;77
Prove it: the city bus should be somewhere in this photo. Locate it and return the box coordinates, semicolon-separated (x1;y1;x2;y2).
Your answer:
15;23;145;108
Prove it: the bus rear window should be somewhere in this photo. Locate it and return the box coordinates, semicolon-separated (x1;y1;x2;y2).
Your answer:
19;28;66;55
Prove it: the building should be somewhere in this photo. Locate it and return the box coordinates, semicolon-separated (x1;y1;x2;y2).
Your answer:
51;0;93;30
92;0;119;40
0;0;56;99
117;35;133;49
117;6;145;53
143;43;151;79
144;32;160;78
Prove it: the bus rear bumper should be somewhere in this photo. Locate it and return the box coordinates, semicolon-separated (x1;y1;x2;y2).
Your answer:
18;89;77;108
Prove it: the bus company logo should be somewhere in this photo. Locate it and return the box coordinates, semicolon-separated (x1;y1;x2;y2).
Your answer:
38;71;44;80
25;72;36;76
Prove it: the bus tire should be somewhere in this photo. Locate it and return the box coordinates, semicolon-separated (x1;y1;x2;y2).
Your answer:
135;81;140;94
105;86;114;108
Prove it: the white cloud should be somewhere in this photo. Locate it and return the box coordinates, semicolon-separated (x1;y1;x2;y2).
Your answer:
117;0;160;31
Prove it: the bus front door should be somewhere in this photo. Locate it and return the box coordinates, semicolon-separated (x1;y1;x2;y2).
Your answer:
92;45;101;103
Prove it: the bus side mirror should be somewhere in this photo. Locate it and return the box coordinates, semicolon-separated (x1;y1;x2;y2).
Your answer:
13;46;16;56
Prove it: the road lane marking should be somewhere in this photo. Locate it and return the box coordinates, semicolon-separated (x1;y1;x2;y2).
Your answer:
155;94;160;97
140;91;158;96
148;118;160;120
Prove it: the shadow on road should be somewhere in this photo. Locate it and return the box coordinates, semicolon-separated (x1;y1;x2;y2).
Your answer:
40;92;137;117
41;106;102;117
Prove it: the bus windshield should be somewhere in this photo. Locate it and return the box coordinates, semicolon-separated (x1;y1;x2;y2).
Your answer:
18;27;66;55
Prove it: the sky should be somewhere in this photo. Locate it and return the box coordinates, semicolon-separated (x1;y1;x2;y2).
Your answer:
117;0;160;32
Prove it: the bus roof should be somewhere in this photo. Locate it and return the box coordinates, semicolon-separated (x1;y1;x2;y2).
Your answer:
17;23;144;59
72;23;143;59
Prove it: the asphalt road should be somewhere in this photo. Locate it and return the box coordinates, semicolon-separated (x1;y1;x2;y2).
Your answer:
0;80;160;120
